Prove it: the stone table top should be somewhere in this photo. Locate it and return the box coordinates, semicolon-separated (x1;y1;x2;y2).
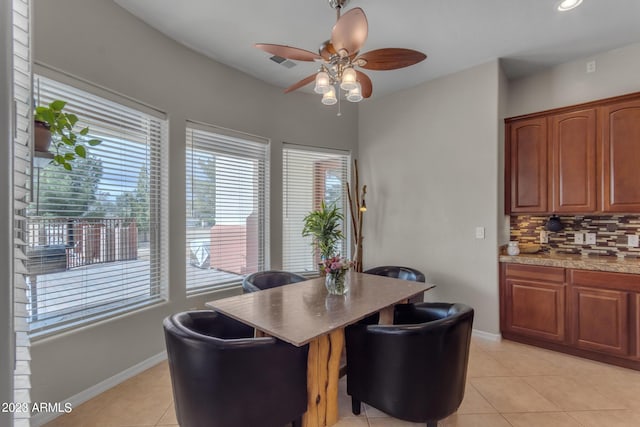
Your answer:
206;272;434;346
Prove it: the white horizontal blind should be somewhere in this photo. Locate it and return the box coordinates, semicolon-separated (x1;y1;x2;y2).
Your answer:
185;123;269;293
282;144;350;274
13;0;31;424
28;74;168;335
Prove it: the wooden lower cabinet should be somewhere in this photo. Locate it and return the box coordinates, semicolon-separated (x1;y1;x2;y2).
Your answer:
570;286;628;356
501;263;640;370
636;294;640;359
505;278;565;342
501;264;566;342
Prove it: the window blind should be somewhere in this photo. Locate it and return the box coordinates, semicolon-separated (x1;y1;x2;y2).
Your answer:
185;123;269;293
27;73;168;336
12;0;31;424
282;144;351;274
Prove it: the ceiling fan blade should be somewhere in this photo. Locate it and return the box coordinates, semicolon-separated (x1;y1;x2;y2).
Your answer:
255;43;321;61
284;74;317;94
331;7;368;57
355;48;427;70
355;70;372;98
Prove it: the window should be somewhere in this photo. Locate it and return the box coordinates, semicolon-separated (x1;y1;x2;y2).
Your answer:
185;123;269;293
27;71;168;336
282;144;351;274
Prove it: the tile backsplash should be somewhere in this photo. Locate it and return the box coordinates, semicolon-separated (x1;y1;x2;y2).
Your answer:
510;215;640;258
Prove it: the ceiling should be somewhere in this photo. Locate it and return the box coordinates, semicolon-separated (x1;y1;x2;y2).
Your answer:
114;0;640;99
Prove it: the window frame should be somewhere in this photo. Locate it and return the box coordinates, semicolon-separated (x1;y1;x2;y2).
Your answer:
27;65;169;338
185;121;270;294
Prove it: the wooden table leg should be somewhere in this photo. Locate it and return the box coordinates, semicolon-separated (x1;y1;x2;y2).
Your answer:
302;328;344;427
379;305;395;325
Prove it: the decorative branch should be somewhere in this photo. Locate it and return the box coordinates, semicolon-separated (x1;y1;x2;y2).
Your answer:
347;160;366;272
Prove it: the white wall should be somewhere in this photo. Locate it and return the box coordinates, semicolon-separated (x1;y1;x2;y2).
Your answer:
508;41;640;117
31;0;357;405
358;60;502;334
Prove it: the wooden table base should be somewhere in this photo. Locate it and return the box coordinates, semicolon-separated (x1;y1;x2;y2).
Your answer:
302;328;344;427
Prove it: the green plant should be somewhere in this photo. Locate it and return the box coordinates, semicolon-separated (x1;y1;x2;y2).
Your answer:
302;200;344;260
35;100;101;171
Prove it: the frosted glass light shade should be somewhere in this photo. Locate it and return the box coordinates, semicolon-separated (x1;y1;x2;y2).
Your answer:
558;0;583;11
346;82;363;103
340;67;357;91
314;71;331;94
321;86;337;105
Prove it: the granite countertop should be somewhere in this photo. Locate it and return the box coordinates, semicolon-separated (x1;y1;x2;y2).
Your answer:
499;251;640;275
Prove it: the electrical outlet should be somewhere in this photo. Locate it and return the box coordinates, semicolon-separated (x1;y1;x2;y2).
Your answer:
586;60;596;73
585;232;596;245
475;227;485;239
628;235;639;248
540;230;549;244
574;233;584;245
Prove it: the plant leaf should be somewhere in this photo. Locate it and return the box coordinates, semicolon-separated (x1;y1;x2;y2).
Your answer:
64;153;75;160
67;114;79;126
79;127;89;136
88;139;101;146
61;136;73;145
39;109;55;124
50;100;66;111
75;145;86;158
63;162;72;171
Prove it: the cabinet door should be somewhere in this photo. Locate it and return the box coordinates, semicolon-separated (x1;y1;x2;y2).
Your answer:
602;99;640;212
505;278;565;342
508;117;548;213
571;286;629;356
636;294;640;359
551;109;597;212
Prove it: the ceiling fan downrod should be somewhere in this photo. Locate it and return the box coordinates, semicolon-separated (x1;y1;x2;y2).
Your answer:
328;0;349;19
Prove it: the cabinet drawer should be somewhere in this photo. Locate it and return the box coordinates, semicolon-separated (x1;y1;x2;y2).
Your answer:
569;269;640;292
505;264;565;283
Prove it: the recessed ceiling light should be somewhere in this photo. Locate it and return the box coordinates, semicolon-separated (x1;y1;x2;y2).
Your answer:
558;0;584;12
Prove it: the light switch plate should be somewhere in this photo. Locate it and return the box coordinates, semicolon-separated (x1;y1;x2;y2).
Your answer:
475;226;485;240
585;233;596;245
628;235;639;247
574;233;584;245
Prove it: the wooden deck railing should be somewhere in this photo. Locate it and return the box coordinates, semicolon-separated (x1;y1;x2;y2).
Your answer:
27;217;138;270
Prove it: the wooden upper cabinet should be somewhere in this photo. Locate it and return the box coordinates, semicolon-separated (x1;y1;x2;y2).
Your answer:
508;117;548;213
550;109;597;213
602;99;640;212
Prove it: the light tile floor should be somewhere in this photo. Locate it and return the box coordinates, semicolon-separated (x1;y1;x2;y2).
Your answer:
44;336;640;427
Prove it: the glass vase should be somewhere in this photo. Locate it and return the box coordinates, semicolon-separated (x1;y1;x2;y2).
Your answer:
325;272;349;295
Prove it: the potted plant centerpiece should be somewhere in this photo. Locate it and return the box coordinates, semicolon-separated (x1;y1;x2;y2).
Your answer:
34;100;101;170
302;200;345;275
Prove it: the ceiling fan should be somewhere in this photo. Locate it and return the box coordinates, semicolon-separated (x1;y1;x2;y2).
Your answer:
255;0;427;104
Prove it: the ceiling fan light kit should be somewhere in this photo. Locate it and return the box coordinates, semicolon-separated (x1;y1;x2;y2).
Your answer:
255;0;427;107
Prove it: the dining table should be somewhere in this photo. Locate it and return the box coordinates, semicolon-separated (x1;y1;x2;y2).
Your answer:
205;271;435;427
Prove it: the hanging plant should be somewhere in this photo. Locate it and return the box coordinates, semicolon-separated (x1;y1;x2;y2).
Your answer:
34;100;101;171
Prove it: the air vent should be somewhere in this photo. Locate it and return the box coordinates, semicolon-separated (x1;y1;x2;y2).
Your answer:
270;55;297;68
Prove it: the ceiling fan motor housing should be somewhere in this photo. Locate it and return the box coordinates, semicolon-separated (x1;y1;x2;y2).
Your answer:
328;0;350;10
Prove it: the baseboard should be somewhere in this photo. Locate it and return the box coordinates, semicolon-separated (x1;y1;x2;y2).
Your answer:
31;351;167;427
472;329;501;341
